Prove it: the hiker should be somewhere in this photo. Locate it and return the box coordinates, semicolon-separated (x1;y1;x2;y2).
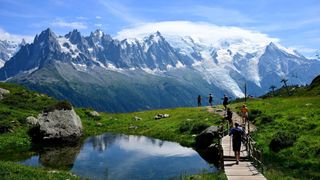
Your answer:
241;104;249;124
226;108;233;127
223;94;229;110
208;94;213;107
197;95;201;107
229;122;244;164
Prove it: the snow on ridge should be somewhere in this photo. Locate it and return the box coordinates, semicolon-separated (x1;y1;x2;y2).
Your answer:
57;36;80;58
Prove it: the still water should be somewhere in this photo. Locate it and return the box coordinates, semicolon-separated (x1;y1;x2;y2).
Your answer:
21;133;216;180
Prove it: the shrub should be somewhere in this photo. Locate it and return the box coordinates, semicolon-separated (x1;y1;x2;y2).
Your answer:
248;109;262;124
179;121;192;133
269;132;297;152
260;115;274;124
43;100;72;113
0;121;13;134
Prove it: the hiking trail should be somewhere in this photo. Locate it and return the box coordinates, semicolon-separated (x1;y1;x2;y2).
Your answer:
207;106;266;180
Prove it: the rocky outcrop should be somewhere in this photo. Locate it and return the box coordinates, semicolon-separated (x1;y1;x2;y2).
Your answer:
29;108;83;142
0;88;10;100
195;126;222;167
195;126;221;149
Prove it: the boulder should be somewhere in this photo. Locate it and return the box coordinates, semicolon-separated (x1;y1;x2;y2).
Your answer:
0;88;10;100
195;126;221;149
30;108;82;142
26;116;39;126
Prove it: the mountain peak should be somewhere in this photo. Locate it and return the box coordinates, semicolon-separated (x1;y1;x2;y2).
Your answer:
65;29;82;44
34;28;57;43
145;31;165;43
92;29;104;38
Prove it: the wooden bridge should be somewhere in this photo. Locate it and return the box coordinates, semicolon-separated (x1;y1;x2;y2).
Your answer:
210;107;267;180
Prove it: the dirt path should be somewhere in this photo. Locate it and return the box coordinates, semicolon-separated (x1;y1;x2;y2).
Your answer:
206;106;256;133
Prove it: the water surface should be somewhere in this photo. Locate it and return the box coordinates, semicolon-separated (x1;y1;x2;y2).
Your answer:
21;133;215;180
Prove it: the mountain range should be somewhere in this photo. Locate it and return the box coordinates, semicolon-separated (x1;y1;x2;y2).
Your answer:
0;28;319;112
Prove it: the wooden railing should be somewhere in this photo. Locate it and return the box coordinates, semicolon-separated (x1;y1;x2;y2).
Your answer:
245;134;264;174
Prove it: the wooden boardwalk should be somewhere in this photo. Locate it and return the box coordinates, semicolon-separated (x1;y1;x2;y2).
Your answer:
222;136;266;180
208;106;266;180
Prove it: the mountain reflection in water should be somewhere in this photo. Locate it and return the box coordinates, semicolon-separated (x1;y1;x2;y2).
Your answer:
21;133;216;180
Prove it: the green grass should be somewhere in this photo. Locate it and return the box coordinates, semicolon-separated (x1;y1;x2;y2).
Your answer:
77;106;222;147
179;170;227;180
230;96;320;179
0;82;223;179
0;161;79;180
0;83;57;153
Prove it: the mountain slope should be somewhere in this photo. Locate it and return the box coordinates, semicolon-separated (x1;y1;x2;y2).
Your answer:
0;27;320;112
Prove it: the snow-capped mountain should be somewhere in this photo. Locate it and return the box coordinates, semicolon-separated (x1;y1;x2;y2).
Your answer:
0;39;25;68
0;27;319;112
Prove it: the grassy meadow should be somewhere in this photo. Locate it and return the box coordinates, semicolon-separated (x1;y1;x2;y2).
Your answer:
230;96;320;179
0;82;225;179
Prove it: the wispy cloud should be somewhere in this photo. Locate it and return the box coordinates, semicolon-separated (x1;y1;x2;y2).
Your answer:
51;19;87;29
188;6;255;25
116;21;278;45
96;16;102;19
97;0;144;24
0;27;33;42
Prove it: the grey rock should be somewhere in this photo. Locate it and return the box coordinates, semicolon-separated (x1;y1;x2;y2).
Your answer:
154;114;170;120
36;108;82;141
195;126;221;149
133;116;142;121
26;116;39;126
89;111;100;117
0;87;10;100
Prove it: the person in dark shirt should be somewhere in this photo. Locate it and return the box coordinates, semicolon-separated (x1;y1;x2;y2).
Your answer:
223;94;229;110
208;94;213;107
229;122;244;164
226;108;233;126
197;95;201;107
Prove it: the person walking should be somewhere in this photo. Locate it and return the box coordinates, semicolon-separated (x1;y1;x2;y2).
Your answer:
197;95;201;107
223;94;229;110
229;122;244;164
241;104;249;124
226;108;233;127
208;94;213;107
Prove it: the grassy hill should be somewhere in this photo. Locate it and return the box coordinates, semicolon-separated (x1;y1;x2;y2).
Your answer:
261;74;320;98
230;97;320;179
0;82;224;179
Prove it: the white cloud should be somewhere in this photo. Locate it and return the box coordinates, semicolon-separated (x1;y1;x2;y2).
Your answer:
51;19;87;29
116;21;279;45
95;24;103;28
95;16;102;19
0;27;33;43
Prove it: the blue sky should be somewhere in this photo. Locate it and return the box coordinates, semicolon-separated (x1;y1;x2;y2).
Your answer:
0;0;319;57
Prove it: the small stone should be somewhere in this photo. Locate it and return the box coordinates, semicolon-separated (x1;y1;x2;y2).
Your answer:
96;122;103;126
89;111;100;117
129;125;138;130
133;116;142;121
